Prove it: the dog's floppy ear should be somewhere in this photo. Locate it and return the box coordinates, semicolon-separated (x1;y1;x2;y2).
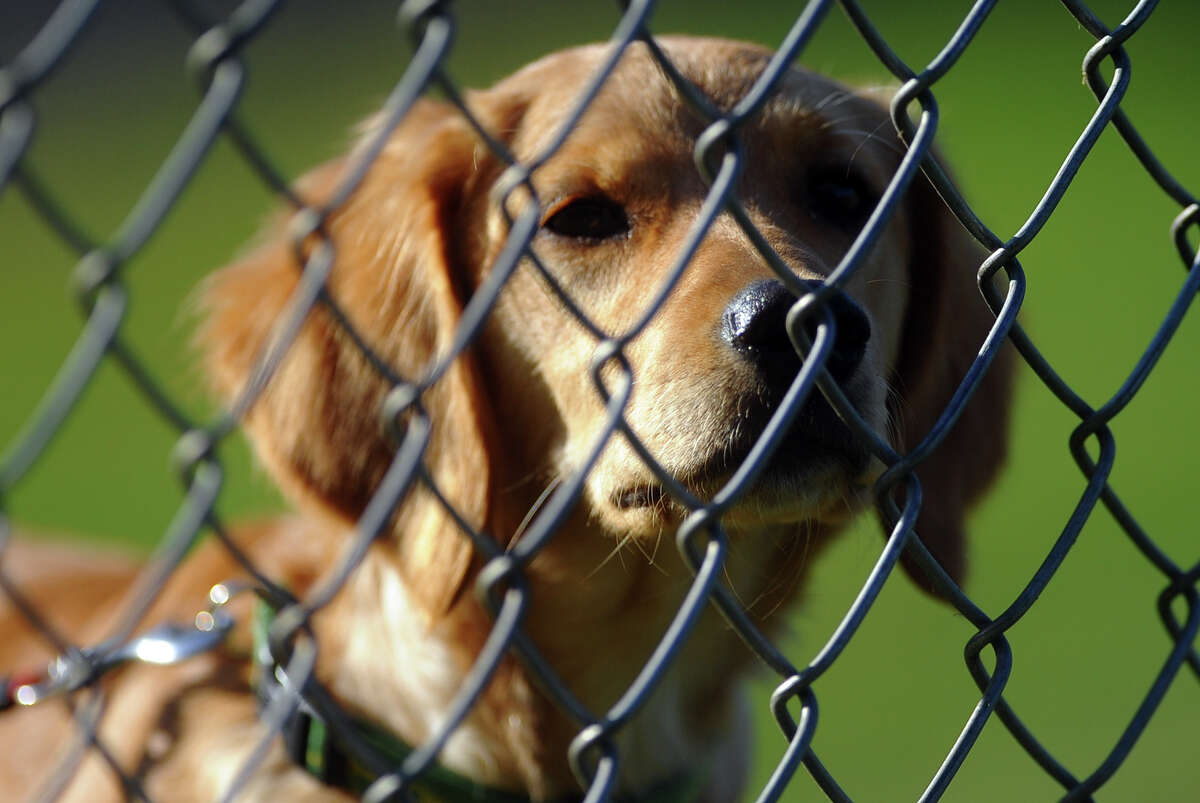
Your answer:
199;100;495;616
890;164;1015;592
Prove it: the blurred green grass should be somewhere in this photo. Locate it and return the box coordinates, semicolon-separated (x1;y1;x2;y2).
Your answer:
2;1;1198;800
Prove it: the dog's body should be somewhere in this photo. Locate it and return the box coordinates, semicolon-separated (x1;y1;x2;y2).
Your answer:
0;37;1011;802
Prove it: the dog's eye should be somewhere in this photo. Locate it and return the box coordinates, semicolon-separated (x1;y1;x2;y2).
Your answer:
808;170;878;230
542;196;630;241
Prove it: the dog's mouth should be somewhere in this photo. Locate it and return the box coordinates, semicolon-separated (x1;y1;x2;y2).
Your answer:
612;394;872;513
613;484;667;510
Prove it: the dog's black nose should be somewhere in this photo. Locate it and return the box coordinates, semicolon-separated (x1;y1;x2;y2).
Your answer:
721;278;870;384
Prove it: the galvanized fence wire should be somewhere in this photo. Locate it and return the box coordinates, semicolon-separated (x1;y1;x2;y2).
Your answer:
1;0;1197;800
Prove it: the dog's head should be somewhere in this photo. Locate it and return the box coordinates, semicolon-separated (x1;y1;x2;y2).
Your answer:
200;37;1011;616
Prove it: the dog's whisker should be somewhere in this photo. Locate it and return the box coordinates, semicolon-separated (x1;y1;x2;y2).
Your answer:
844;120;902;169
812;89;854;113
502;461;560;494
586;533;636;579
510;476;562;547
629;528;670;576
721;560;750;610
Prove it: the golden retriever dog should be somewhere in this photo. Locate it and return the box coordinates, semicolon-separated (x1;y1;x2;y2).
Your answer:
0;36;1011;802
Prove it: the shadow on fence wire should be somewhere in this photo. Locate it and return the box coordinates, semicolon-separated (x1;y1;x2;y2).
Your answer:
1;0;1198;801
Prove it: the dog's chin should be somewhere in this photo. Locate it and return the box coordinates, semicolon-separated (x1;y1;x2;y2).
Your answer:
605;425;877;534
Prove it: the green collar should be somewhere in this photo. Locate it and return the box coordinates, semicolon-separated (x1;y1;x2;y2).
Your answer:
284;700;532;803
253;599;704;803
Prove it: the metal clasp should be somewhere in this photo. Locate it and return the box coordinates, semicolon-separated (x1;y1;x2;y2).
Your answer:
6;582;243;708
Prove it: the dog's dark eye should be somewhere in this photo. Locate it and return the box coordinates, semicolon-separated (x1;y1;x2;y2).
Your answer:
808;170;878;230
542;196;630;241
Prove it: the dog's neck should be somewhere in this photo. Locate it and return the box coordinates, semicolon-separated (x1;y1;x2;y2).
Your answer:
307;514;827;800
312;548;545;791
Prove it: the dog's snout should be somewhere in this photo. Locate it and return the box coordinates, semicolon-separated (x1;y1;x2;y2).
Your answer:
720;278;870;384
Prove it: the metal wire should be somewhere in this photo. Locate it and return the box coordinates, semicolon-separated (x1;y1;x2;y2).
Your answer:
1;1;1197;801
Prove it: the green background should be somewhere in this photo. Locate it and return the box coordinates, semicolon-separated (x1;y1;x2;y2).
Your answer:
2;1;1198;800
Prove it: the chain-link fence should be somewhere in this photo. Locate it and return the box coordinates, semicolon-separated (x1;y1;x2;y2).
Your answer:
2;0;1198;801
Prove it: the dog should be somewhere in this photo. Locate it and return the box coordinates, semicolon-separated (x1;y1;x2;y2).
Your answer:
0;36;1012;802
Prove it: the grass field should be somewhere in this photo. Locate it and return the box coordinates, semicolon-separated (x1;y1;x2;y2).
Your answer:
2;1;1198;800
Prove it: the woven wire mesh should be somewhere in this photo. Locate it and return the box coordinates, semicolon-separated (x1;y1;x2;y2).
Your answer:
1;0;1198;801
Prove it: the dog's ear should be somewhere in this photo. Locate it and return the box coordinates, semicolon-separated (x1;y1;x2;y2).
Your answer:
890;163;1015;592
199;100;496;616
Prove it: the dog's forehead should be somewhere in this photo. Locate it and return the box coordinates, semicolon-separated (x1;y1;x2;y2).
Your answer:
486;37;892;174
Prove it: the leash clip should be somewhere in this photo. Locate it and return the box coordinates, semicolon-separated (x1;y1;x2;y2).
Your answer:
5;582;242;708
